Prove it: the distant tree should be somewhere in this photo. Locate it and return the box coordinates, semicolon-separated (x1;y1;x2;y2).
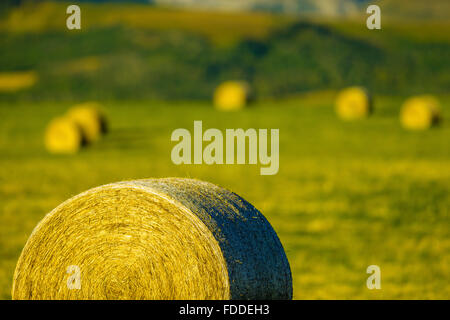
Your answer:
1;0;23;14
2;0;23;6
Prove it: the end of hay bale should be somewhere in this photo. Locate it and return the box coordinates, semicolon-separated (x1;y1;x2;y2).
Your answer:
66;102;108;143
335;86;372;120
12;178;292;300
214;81;251;111
400;95;442;130
44;116;83;155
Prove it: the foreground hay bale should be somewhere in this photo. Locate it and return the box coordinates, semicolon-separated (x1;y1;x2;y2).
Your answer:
335;87;372;120
214;81;250;111
12;178;292;300
44;117;83;154
400;95;442;130
66;102;107;143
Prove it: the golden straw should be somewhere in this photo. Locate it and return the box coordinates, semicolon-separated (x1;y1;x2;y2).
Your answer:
12;178;292;300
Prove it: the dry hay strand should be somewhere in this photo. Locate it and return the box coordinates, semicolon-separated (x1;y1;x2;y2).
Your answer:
0;71;38;92
44;116;83;154
66;102;108;143
335;86;372;120
400;95;442;130
214;81;251;111
12;178;292;300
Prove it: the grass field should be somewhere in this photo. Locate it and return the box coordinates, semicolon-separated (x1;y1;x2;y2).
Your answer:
0;94;449;299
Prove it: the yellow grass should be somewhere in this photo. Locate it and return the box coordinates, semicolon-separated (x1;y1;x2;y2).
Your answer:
1;98;449;299
60;56;101;75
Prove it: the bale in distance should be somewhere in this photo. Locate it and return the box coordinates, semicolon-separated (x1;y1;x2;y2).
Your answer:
400;95;442;130
0;71;38;92
214;81;251;111
66;102;107;144
12;178;292;300
335;86;372;120
44;116;83;155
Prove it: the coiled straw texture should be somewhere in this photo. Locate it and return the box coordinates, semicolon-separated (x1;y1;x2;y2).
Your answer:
12;178;292;300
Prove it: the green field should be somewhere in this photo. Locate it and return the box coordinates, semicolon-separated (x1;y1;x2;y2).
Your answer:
1;95;449;299
1;0;449;300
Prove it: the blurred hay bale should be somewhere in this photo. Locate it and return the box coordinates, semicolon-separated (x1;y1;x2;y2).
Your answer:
44;116;83;155
400;95;442;130
335;87;372;120
12;178;292;300
63;56;101;75
60;56;102;76
214;81;250;111
0;71;38;92
66;102;108;143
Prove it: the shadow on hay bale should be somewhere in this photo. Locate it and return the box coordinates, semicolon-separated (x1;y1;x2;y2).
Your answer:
67;102;108;143
400;95;442;130
12;178;292;300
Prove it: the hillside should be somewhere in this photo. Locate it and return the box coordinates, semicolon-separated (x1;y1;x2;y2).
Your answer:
379;0;450;21
0;1;449;101
3;0;449;20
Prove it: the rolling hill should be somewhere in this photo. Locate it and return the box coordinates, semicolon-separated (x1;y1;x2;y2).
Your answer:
0;1;449;101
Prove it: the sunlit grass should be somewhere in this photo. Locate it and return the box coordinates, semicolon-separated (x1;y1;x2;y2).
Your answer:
0;96;449;299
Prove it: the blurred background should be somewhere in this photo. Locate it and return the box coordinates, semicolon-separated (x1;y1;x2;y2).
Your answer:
0;0;449;299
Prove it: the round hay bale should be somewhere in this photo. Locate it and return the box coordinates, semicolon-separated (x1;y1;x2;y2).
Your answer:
44;116;83;155
0;71;38;92
335;87;372;120
12;178;292;300
400;95;442;130
66;102;107;143
214;81;250;111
